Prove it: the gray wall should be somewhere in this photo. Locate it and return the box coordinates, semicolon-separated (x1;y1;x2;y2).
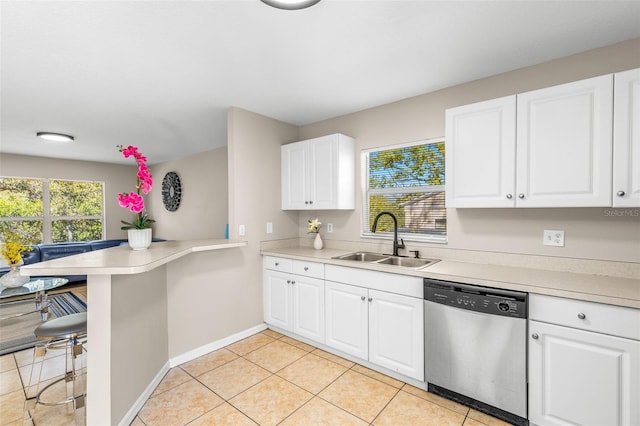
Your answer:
295;38;640;263
149;146;228;240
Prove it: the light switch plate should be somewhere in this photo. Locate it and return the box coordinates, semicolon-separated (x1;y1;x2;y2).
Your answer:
266;222;273;234
327;223;333;233
543;230;564;247
239;224;246;236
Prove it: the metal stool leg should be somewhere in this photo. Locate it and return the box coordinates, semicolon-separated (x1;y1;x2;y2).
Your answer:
23;313;87;424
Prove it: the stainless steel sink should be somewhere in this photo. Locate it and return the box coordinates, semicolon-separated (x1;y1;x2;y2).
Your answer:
334;252;388;262
332;252;439;269
376;257;435;268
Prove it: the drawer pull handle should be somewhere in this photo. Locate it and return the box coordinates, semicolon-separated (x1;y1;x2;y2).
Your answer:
291;281;295;285
287;280;291;284
518;193;525;199
531;333;539;340
577;312;586;320
304;267;309;271
506;194;513;199
368;297;373;302
617;190;625;197
361;296;366;301
275;262;279;266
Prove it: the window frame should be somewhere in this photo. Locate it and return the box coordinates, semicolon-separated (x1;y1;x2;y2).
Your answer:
0;176;106;243
361;137;447;244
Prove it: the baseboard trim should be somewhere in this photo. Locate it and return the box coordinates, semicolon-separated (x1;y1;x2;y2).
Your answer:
169;323;267;368
118;360;170;426
117;323;268;425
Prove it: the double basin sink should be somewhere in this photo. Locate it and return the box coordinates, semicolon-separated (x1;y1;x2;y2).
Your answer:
332;252;439;269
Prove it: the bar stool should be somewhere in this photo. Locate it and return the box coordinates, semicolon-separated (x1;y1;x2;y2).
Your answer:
25;312;87;414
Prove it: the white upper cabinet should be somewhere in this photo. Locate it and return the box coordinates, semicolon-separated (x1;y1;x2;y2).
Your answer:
516;74;613;207
281;133;355;210
613;68;640;207
447;73;620;208
445;96;516;207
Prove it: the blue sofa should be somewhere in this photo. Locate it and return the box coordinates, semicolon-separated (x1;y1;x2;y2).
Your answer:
1;239;129;283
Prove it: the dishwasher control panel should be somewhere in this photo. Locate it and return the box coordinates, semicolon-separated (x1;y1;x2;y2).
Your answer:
424;279;527;319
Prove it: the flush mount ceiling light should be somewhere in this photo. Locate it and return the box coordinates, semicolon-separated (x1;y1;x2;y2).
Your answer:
260;0;321;10
36;132;74;142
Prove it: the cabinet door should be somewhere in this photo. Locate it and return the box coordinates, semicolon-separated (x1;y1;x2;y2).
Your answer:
264;270;291;330
291;276;324;344
325;281;368;359
445;96;517;208
613;68;640;207
529;320;640;426
368;289;424;381
281;142;310;210
516;75;613;207
308;136;338;209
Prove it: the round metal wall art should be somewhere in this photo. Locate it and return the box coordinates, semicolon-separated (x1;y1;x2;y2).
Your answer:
161;172;181;211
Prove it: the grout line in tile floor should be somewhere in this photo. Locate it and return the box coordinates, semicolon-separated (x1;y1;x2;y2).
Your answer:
1;326;512;426
130;330;512;426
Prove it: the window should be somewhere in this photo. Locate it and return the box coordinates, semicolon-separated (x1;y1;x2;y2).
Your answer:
362;138;446;243
0;177;105;244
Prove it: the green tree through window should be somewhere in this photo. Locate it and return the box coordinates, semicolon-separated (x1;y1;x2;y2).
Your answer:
364;139;446;241
0;177;104;244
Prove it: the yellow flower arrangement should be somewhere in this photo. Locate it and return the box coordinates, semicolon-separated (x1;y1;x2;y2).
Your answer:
307;218;322;233
0;230;33;266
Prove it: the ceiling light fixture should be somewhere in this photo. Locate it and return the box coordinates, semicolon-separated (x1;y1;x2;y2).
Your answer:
260;0;321;10
36;132;74;142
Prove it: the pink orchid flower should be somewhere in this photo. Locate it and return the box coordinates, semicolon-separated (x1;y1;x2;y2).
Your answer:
118;192;145;213
117;145;155;229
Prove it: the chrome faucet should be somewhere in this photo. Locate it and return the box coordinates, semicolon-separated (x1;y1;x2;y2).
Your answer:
371;211;405;256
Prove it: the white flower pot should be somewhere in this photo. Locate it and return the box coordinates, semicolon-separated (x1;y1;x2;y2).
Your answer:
128;228;152;250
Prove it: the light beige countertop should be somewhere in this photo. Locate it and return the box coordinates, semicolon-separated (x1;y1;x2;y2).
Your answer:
262;246;640;309
20;239;248;276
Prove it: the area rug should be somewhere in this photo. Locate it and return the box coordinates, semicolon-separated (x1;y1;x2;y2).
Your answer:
0;292;87;356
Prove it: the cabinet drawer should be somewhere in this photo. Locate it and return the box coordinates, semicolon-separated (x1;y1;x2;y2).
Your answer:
325;265;422;298
264;256;293;273
292;260;324;279
530;294;640;340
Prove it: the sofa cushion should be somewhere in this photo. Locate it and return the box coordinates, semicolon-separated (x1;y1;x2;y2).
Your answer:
39;243;92;262
89;239;128;251
22;246;41;265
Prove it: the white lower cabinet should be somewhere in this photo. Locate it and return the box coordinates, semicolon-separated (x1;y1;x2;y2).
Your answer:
263;257;324;344
325;280;424;381
528;294;640;426
324;280;368;359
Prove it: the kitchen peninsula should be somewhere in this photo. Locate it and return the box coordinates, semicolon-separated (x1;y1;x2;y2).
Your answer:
20;239;247;426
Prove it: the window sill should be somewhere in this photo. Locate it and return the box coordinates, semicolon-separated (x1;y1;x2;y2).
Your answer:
361;232;447;245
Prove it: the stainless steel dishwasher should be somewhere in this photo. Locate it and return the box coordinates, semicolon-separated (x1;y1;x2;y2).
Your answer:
424;278;528;426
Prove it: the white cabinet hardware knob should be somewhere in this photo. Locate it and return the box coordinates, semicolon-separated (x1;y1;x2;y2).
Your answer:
361;296;366;301
577;313;586;320
518;193;525;199
506;194;513;199
617;190;625;196
532;333;539;340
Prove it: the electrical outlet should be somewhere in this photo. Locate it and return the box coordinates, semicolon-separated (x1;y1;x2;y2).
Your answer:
266;222;273;234
239;224;246;236
327;223;333;233
543;230;564;247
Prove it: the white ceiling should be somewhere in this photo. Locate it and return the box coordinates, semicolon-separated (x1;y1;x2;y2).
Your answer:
1;0;639;166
